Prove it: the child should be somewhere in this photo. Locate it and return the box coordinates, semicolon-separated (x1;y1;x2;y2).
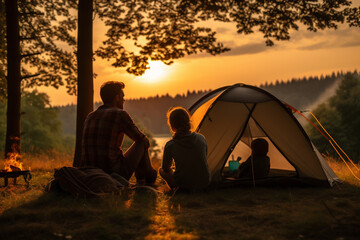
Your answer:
238;138;270;179
159;107;211;190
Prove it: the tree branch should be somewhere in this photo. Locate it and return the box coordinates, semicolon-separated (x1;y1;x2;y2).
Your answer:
21;74;40;80
20;36;44;41
21;52;42;58
19;11;44;16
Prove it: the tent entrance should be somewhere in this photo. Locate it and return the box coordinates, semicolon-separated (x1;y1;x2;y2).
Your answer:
223;116;296;178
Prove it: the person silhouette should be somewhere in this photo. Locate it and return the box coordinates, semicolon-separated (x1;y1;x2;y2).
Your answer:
80;81;157;184
159;107;211;190
238;138;270;179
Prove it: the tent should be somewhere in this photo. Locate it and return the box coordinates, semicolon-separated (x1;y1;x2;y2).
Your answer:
189;83;340;187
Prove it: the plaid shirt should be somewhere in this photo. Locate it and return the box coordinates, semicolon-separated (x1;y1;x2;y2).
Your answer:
80;105;145;173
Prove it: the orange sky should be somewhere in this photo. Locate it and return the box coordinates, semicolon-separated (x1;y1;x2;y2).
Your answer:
37;5;360;106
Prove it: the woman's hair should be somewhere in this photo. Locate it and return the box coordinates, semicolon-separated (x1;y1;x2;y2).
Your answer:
167;107;191;133
251;138;269;156
100;81;125;104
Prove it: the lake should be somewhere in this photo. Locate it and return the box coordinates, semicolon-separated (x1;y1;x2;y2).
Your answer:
153;135;171;154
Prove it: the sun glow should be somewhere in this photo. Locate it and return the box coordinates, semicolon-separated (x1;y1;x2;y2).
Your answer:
137;61;169;83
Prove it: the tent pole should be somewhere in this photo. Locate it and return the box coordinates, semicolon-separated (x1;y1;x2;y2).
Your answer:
244;103;256;188
249;129;256;188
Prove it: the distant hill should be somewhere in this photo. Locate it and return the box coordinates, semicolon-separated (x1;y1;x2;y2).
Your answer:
261;72;342;110
57;90;210;135
57;70;356;135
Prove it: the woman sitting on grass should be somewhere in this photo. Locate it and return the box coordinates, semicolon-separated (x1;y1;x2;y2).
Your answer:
159;107;211;191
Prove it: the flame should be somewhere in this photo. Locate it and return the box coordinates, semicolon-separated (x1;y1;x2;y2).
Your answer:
4;150;23;172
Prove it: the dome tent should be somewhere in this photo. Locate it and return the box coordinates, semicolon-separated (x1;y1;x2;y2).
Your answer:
189;83;340;187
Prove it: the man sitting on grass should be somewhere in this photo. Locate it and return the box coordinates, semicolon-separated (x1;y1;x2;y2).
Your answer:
80;81;157;185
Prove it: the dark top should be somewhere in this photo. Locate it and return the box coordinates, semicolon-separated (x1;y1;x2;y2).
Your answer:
162;132;211;190
238;155;270;179
80;105;145;174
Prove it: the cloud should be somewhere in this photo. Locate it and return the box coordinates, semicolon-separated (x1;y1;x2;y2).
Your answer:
170;23;360;61
297;28;360;50
185;42;275;59
299;42;327;50
222;43;274;56
216;27;231;34
299;39;360;50
218;24;360;53
185;25;360;60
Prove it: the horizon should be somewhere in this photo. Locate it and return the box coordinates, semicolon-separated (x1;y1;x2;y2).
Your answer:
51;69;356;107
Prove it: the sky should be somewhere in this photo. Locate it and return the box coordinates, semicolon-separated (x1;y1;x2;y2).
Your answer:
37;4;360;106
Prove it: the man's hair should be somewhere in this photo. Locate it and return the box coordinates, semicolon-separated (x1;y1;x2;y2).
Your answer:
100;81;125;104
251;138;269;156
167;106;191;133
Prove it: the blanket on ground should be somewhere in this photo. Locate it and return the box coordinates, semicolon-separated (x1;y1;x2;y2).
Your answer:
48;167;128;197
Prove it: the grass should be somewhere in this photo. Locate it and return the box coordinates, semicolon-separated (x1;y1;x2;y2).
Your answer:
0;155;360;240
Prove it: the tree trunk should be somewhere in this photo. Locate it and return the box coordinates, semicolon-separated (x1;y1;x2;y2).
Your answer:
73;0;93;166
4;0;21;158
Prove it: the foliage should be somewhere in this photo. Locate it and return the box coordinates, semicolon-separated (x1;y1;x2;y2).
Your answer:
307;72;360;162
0;0;77;96
94;0;229;75
18;0;77;94
95;0;360;75
0;90;74;154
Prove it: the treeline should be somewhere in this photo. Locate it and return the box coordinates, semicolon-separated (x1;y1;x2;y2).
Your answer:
0;91;74;155
58;71;354;135
261;71;346;110
59;90;211;135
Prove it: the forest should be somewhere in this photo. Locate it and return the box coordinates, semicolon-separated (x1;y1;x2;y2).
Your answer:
58;70;348;135
306;72;360;163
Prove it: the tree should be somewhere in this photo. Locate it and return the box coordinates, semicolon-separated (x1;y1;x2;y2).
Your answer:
3;0;77;158
5;0;21;156
307;72;360;162
73;0;93;166
0;90;74;154
0;1;6;101
20;91;74;154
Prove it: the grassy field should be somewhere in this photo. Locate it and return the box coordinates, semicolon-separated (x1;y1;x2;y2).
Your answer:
0;154;359;240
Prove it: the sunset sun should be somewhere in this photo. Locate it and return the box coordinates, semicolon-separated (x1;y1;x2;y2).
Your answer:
137;61;169;83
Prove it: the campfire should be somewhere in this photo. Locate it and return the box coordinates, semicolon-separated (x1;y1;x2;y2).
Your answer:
1;149;31;187
4;151;23;172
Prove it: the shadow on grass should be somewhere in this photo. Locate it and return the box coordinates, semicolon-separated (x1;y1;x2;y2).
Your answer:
0;182;359;240
0;188;157;240
165;183;360;240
